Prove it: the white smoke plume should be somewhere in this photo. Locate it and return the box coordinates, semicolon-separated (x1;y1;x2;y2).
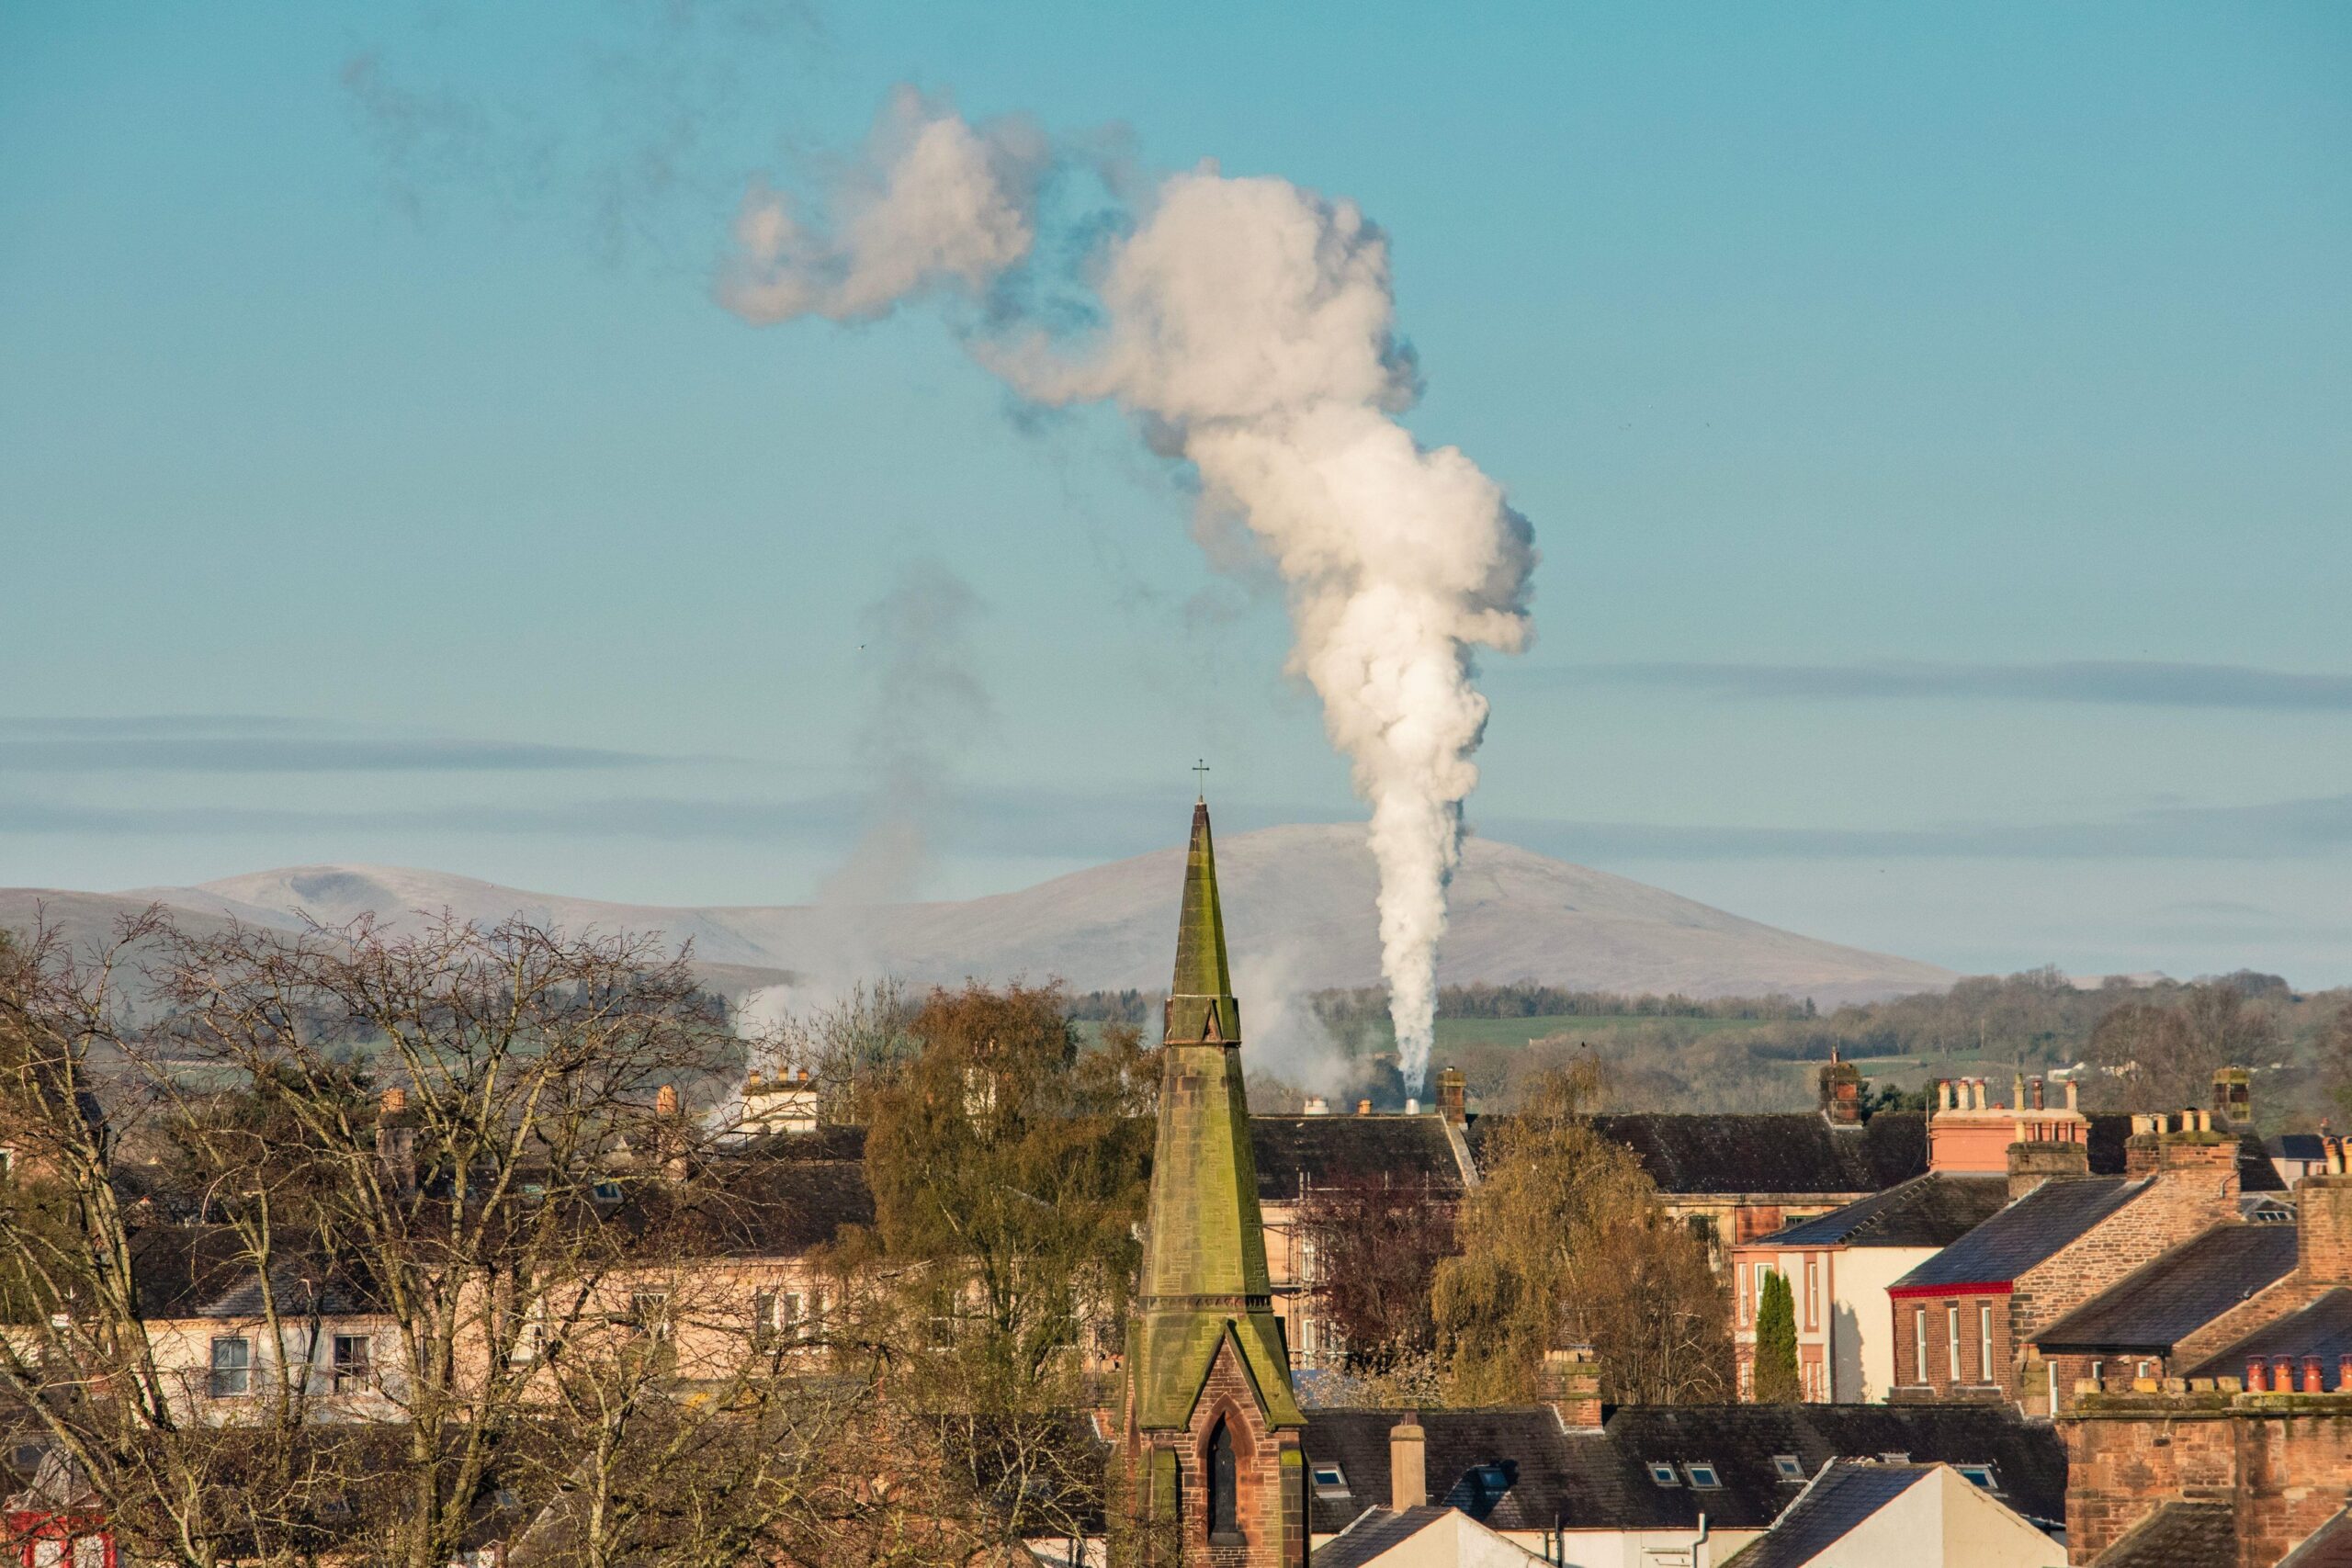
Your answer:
718;90;1534;1092
818;558;990;907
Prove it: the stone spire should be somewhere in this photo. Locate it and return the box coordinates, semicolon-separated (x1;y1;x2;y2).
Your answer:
1124;797;1304;1565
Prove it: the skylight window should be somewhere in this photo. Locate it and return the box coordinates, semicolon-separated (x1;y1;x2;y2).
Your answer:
1685;1462;1721;1490
1955;1465;1996;1491
1475;1464;1510;1492
1772;1455;1805;1482
1311;1464;1349;1497
592;1180;623;1202
1648;1463;1679;1487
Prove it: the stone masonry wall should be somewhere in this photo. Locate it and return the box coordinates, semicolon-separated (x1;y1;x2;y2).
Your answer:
2010;1159;2241;1349
2065;1395;2352;1567
1170;1337;1304;1568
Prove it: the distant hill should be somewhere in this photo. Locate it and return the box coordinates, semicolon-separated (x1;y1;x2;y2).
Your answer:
0;826;1953;1006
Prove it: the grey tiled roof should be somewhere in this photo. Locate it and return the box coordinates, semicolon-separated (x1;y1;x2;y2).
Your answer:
1307;1506;1453;1568
1250;1117;1466;1202
1300;1403;2064;1537
1758;1174;2011;1250
2092;1501;2235;1567
2184;1288;2352;1384
2033;1224;2297;1353
1722;1461;1934;1568
1891;1178;2143;1292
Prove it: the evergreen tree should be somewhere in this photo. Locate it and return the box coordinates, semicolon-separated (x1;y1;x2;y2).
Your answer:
1753;1270;1801;1404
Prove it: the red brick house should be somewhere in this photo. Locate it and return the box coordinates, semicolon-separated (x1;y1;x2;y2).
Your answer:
1890;1118;2245;1407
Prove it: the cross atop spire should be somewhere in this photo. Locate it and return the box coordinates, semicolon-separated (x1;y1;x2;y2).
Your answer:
1192;757;1210;800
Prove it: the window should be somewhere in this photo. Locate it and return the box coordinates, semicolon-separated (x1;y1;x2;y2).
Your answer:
1685;1462;1721;1490
1804;1258;1820;1330
1310;1463;1349;1499
1979;1304;1995;1386
1647;1462;1679;1487
1475;1464;1510;1494
332;1334;372;1394
209;1336;252;1398
1914;1308;1928;1384
2090;1359;2105;1387
1771;1454;1805;1483
753;1290;802;1347
1955;1464;1996;1491
1877;1451;1910;1464
1299;1238;1318;1286
1206;1418;1241;1545
591;1180;623;1203
1947;1304;1962;1382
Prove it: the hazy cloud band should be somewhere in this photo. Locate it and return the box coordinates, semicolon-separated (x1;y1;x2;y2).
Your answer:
1544;660;2352;712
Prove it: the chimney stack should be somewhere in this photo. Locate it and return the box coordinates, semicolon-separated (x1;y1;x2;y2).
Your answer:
375;1085;418;1197
1539;1345;1605;1430
2212;1066;2253;1131
1356;1099;1374;1117
1389;1421;1427;1511
1438;1066;1467;1125
1818;1057;1863;1127
1302;1096;1329;1116
2297;1174;2352;1281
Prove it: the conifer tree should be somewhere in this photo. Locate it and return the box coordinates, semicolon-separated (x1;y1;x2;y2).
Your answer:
1753;1269;1801;1404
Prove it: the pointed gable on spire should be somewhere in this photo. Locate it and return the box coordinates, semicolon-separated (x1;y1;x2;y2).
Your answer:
1165;799;1240;1047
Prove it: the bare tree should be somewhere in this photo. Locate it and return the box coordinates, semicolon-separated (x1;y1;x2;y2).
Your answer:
0;914;946;1568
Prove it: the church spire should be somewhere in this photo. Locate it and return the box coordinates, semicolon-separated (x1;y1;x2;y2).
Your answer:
1124;796;1303;1567
1165;799;1238;1047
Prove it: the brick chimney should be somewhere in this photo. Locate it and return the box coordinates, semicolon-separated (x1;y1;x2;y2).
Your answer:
2298;1173;2352;1282
2126;1113;2241;1194
1389;1420;1426;1510
1438;1066;1467;1125
1818;1055;1862;1127
1540;1345;1605;1430
2211;1066;2253;1131
375;1085;417;1197
653;1084;689;1181
2007;1134;2090;1200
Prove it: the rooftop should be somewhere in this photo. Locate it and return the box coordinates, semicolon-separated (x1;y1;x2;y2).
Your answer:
1468;1111;1927;1198
1892;1177;2143;1293
1755;1173;2011;1250
2033;1224;2298;1354
2090;1500;2236;1568
1299;1402;2064;1537
1721;1461;1937;1568
2184;1288;2352;1383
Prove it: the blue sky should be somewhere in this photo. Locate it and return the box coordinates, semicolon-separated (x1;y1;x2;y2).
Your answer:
3;2;2347;984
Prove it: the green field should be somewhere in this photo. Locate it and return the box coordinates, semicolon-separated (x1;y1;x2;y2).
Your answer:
1430;1013;1771;1048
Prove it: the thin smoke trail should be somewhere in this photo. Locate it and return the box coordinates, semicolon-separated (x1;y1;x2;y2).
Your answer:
717;87;1535;1089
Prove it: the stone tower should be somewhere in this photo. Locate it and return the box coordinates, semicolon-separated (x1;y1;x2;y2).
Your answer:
1123;798;1306;1568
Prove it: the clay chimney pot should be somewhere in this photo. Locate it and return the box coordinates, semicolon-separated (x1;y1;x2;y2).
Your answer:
656;1084;681;1117
2247;1358;2267;1392
2305;1355;2326;1393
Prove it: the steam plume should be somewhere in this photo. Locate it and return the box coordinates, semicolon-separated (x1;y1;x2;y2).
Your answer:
719;90;1534;1091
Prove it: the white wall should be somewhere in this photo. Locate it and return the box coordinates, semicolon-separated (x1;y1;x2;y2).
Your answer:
1832;1247;1937;1402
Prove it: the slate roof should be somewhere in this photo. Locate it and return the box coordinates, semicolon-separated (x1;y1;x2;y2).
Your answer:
2092;1500;2236;1567
2183;1288;2352;1383
1586;1113;1926;1196
1303;1409;1571;1538
1892;1177;2144;1292
1300;1403;2064;1537
2033;1224;2298;1353
2281;1507;2352;1568
1249;1116;1466;1203
1307;1506;1453;1568
129;1226;385;1319
1757;1173;2011;1250
1721;1461;1935;1568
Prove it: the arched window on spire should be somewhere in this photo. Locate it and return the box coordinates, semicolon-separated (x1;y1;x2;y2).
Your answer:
1207;1417;1242;1545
